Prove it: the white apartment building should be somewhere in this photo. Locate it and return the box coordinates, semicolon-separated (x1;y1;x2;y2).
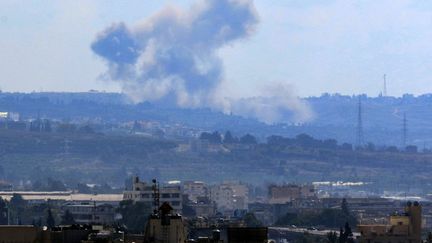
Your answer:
123;177;182;212
183;181;207;203
209;182;249;211
64;202;116;225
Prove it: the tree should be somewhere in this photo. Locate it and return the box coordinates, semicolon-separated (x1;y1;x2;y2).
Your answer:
341;198;350;216
338;223;354;243
242;212;262;227
78;125;94;134
295;133;315;147
10;193;26;208
223;131;237;144
61;210;75;225
386;146;399;153
323;139;338;149
326;231;338;243
240;134;257;144
77;183;91;194
117;200;152;233
427;232;432;243
199;131;222;144
340;143;353;151
0;197;7;225
46;209;55;228
275;208;357;229
46;178;67;191
405;145;418;153
10;193;26;224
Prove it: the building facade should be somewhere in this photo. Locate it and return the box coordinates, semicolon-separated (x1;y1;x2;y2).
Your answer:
268;184;316;204
144;202;187;243
357;201;422;243
123;177;182;212
183;181;207;203
63;203;116;225
209;182;249;212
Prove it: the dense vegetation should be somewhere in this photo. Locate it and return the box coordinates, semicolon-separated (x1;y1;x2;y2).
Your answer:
0;125;430;193
0;92;431;191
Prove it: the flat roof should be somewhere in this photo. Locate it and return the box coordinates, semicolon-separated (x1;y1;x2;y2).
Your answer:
0;192;123;202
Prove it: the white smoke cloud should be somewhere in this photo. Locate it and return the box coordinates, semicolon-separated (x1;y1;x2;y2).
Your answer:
228;84;314;124
92;0;314;124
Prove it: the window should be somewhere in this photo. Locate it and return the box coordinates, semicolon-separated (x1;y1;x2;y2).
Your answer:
171;201;180;206
162;193;171;198
171;193;180;198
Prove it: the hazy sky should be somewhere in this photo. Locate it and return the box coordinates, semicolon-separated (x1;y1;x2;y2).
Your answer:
1;0;432;97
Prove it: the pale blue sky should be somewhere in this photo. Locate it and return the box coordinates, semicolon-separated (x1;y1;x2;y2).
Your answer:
1;0;432;97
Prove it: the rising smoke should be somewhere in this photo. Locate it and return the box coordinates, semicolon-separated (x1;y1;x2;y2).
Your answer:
91;0;314;124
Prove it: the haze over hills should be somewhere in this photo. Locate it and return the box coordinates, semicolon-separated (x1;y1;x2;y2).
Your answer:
0;92;431;147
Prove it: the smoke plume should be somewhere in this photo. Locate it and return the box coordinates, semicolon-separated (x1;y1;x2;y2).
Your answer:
230;84;314;124
92;0;314;124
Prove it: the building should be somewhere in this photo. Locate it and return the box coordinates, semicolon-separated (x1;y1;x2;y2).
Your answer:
227;227;268;243
0;191;122;206
0;111;19;121
188;196;217;218
268;184;316;204
357;201;422;243
123;177;182;213
0;226;46;243
209;182;249;212
322;197;401;223
63;202;116;225
0;225;93;243
183;181;207;203
189;227;267;243
144;202;188;243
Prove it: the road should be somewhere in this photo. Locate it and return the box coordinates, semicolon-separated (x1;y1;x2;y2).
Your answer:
269;226;360;237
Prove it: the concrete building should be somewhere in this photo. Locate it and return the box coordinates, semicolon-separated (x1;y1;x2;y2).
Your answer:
63;202;116;225
0;225;93;243
0;191;122;206
227;227;268;243
357;201;422;243
144;202;188;243
209;182;249;212
123;177;182;213
189;196;217;218
183;181;207;203
268;184;316;204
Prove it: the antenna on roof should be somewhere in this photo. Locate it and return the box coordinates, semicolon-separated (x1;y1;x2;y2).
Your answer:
383;74;388;97
152;179;160;214
402;112;407;148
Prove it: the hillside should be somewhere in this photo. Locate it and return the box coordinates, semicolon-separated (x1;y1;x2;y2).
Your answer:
0;129;430;193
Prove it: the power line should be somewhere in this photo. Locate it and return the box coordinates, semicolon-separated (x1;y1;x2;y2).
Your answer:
402;112;407;148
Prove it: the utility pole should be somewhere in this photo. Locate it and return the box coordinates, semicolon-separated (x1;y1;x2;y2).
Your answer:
356;97;364;148
402;112;407;148
6;203;9;225
151;179;160;214
383;74;387;97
